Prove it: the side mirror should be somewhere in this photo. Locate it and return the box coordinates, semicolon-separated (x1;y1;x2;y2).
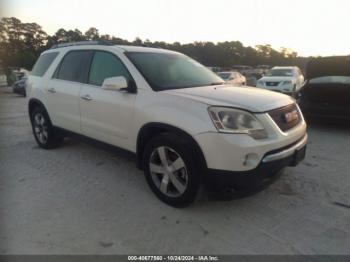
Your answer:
102;76;128;91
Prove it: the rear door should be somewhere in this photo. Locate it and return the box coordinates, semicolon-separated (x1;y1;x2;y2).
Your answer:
47;50;93;133
79;50;136;149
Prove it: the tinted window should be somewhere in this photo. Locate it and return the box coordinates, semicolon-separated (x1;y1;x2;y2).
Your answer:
126;52;223;91
88;51;131;86
56;50;92;83
31;52;59;77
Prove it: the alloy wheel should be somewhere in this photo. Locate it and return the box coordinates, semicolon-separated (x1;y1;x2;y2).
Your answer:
149;146;188;197
33;113;48;144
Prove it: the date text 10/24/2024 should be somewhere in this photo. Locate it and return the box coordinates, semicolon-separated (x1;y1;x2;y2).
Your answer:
128;256;220;261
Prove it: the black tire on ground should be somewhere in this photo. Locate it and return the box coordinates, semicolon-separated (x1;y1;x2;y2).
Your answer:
142;132;202;207
30;106;63;149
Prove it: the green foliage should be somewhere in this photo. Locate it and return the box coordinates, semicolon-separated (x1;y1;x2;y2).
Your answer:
0;16;310;72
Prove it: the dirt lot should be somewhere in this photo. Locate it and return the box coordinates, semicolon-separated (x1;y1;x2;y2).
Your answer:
0;86;350;255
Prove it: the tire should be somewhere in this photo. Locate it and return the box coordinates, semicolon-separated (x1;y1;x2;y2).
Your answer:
142;133;202;207
30;107;63;149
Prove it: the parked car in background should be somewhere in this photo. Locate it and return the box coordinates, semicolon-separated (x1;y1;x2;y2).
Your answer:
231;65;253;75
246;73;263;87
256;65;271;75
12;75;28;96
217;71;246;86
0;73;7;86
256;66;304;97
299;56;350;120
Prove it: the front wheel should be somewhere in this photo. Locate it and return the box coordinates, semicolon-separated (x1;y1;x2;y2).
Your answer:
142;133;202;207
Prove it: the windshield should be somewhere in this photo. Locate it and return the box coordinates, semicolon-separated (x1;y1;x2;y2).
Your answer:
217;72;231;80
126;52;224;91
266;69;294;77
309;76;350;85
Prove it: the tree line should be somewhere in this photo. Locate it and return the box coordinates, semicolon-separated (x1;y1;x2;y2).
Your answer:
0;17;310;73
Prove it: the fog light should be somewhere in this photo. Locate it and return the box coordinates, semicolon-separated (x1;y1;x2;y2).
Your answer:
243;153;259;166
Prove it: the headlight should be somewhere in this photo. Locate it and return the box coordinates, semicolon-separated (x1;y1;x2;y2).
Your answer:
208;107;268;139
282;80;292;85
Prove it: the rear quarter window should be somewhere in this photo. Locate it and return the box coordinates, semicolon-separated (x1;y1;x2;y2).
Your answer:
31;52;59;77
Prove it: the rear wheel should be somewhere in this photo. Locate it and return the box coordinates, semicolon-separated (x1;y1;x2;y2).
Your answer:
143;133;202;207
30;107;62;149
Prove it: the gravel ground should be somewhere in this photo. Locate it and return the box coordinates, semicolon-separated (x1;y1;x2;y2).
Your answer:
0;86;350;255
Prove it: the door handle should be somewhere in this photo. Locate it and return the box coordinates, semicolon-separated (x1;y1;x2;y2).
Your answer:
81;94;92;101
47;87;56;93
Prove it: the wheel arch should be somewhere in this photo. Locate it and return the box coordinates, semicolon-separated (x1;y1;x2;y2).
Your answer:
28;98;51;123
136;122;207;170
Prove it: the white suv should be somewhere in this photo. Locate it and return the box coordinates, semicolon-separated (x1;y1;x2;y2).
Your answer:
27;41;307;207
256;66;304;97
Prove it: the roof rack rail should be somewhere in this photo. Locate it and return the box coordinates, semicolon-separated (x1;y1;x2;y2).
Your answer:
50;40;114;49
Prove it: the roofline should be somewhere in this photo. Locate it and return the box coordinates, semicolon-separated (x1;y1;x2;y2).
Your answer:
50;40;114;49
50;41;164;51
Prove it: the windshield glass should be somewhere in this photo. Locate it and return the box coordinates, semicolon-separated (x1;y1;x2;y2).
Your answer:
217;72;231;80
309;76;350;85
126;52;224;91
266;69;294;77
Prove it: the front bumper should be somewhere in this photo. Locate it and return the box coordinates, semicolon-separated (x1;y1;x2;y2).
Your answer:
205;136;307;189
194;116;307;172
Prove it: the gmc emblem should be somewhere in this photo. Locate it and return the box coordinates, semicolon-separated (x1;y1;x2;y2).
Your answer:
284;110;299;123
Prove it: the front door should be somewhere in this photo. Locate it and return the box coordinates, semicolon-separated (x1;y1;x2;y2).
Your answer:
79;51;136;149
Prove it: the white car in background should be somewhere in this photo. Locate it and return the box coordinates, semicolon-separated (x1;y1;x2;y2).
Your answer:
256;66;304;97
217;71;246;86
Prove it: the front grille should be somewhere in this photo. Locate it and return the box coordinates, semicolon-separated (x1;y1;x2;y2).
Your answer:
266;81;280;87
268;103;301;132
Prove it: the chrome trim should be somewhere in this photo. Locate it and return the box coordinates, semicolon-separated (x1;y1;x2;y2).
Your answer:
262;134;307;163
47;87;56;93
81;94;92;101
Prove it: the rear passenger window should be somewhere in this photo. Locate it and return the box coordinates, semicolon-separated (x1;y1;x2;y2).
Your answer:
88;51;130;86
31;52;59;77
55;50;92;83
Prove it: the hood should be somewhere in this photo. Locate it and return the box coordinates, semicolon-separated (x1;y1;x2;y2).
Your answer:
306;56;350;79
259;76;295;82
164;85;294;112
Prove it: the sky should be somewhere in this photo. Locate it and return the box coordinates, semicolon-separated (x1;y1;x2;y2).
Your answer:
2;0;350;57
